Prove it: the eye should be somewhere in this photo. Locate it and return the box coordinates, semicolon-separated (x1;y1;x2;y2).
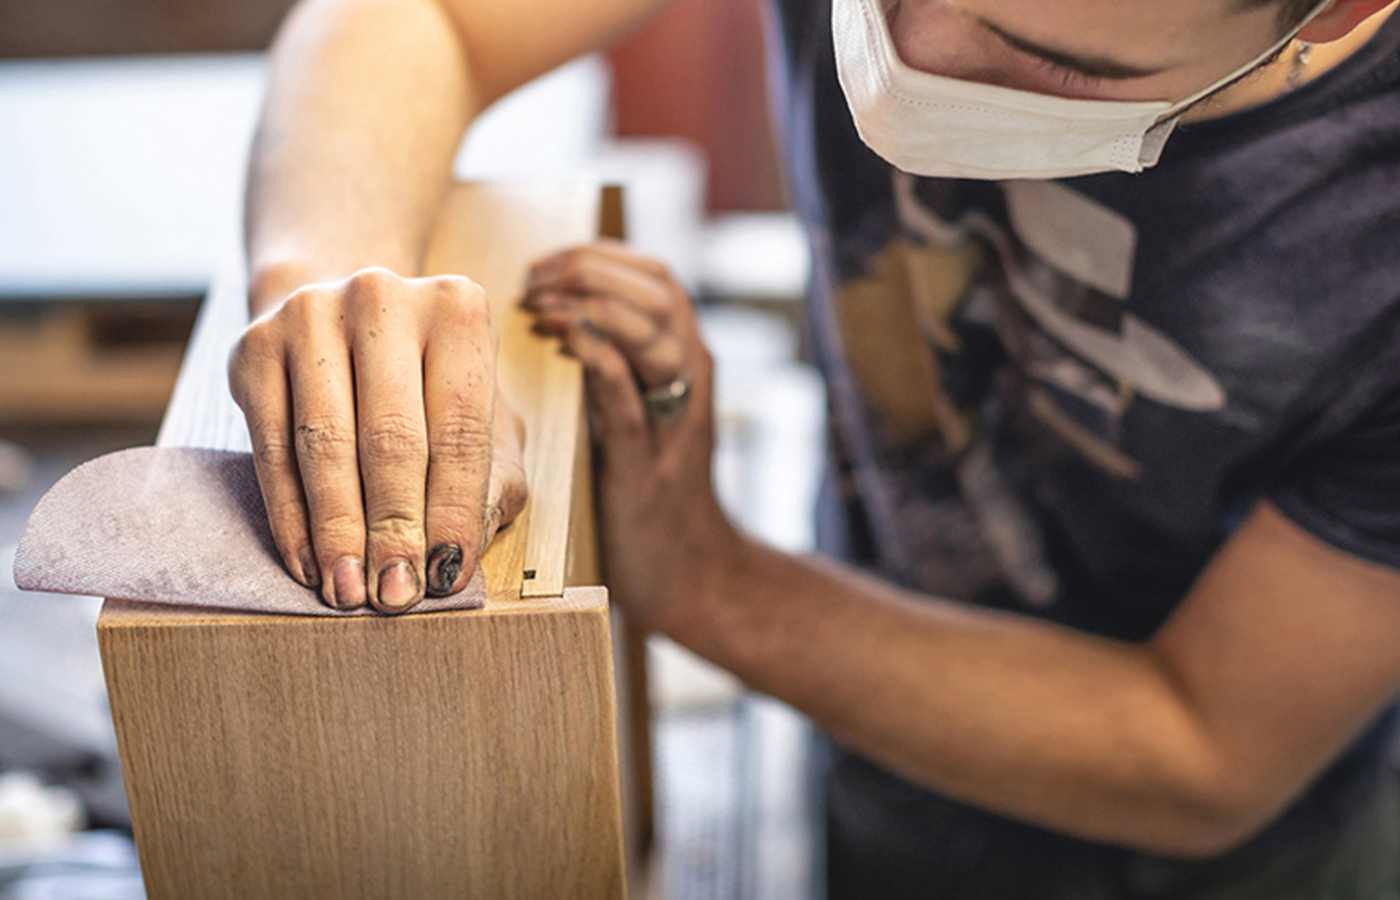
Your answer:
1039;58;1105;89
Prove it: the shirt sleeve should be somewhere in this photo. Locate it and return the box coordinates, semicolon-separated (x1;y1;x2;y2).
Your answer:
1268;390;1400;571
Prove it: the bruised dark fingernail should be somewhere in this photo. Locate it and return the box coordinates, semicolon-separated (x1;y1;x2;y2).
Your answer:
330;556;365;609
298;545;321;588
378;560;420;609
426;544;464;597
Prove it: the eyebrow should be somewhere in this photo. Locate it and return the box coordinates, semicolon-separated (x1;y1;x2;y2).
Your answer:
974;17;1170;80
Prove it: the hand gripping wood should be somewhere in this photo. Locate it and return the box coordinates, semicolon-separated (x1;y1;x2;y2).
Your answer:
97;181;650;899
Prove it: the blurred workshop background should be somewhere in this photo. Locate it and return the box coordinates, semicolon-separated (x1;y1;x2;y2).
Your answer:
0;0;823;897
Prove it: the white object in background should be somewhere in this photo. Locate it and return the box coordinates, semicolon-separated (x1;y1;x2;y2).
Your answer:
648;638;745;710
0;774;82;854
454;55;612;180
703;305;826;554
0;830;144;900
0;52;612;300
595;138;709;293
700;213;812;300
0;55;266;298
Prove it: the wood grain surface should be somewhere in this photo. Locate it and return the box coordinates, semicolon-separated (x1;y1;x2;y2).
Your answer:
99;181;635;899
100;588;622;899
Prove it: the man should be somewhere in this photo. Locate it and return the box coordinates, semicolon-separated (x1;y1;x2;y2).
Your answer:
231;0;1400;895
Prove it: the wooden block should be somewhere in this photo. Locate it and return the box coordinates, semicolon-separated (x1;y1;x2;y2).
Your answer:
98;181;640;899
99;588;622;899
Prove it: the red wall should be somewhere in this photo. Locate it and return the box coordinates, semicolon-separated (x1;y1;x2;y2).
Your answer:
608;0;786;212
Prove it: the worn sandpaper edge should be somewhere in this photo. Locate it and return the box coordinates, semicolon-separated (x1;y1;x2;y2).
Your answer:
12;447;488;618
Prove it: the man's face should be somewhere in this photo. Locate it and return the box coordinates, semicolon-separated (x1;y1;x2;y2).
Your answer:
889;0;1290;102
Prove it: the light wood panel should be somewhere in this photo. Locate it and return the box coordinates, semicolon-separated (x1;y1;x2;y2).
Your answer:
422;181;597;602
99;181;637;899
99;588;622;899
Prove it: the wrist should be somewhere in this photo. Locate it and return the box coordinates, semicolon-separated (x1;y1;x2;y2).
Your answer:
248;260;316;319
652;507;754;648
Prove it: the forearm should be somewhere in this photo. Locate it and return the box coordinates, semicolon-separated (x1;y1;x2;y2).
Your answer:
664;536;1253;857
246;0;474;316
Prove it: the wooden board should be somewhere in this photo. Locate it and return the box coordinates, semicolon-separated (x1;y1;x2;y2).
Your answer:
99;588;622;899
99;181;636;899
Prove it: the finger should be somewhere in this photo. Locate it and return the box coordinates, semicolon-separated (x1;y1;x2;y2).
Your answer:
533;296;687;387
533;240;673;284
422;282;495;597
526;251;674;322
230;335;318;591
484;394;529;541
564;322;651;471
284;300;367;610
353;296;430;615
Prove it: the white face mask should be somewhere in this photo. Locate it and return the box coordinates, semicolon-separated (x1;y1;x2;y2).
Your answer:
832;0;1331;180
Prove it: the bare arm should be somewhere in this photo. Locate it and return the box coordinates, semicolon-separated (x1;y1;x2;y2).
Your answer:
672;503;1400;856
525;243;1400;858
246;0;669;313
232;0;670;612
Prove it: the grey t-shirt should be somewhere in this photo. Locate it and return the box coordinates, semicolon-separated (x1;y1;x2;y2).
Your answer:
767;0;1400;891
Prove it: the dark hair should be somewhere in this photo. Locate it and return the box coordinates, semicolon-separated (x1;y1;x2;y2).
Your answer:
1237;0;1323;32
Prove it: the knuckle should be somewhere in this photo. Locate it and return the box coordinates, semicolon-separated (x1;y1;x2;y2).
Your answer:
430;272;486;301
233;319;282;365
344;269;402;322
496;470;529;516
597;351;633;385
433;284;491;330
366;512;424;545
431;409;493;464
361;413;427;463
314;510;364;543
255;436;297;472
556;247;589;268
651;339;686;374
267;497;310;537
294;419;357;463
280;285;331;319
555;253;595;288
347;266;400;294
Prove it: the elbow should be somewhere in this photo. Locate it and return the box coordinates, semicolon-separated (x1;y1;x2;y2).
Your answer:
1128;771;1292;859
1145;815;1269;860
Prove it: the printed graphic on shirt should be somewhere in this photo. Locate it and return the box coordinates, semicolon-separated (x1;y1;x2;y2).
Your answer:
831;172;1231;606
891;173;1229;480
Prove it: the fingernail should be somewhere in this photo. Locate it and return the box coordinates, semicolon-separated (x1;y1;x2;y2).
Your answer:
330;556;365;609
299;546;321;588
378;560;420;609
426;544;464;597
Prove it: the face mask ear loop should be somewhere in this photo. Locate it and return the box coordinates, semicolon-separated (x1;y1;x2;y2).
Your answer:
1158;0;1335;122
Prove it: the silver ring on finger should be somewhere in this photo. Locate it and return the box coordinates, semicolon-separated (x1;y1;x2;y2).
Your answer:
642;377;690;420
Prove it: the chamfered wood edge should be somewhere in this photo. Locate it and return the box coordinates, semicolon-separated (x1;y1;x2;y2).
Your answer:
97;585;607;630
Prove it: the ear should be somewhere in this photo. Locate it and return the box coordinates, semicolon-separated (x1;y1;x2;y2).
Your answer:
1298;0;1396;42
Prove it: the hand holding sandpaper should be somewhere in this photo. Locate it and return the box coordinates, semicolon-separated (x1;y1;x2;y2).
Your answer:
230;268;528;613
13;447;487;616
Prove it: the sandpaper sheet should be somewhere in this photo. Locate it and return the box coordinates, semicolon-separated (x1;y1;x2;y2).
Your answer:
13;447;486;616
